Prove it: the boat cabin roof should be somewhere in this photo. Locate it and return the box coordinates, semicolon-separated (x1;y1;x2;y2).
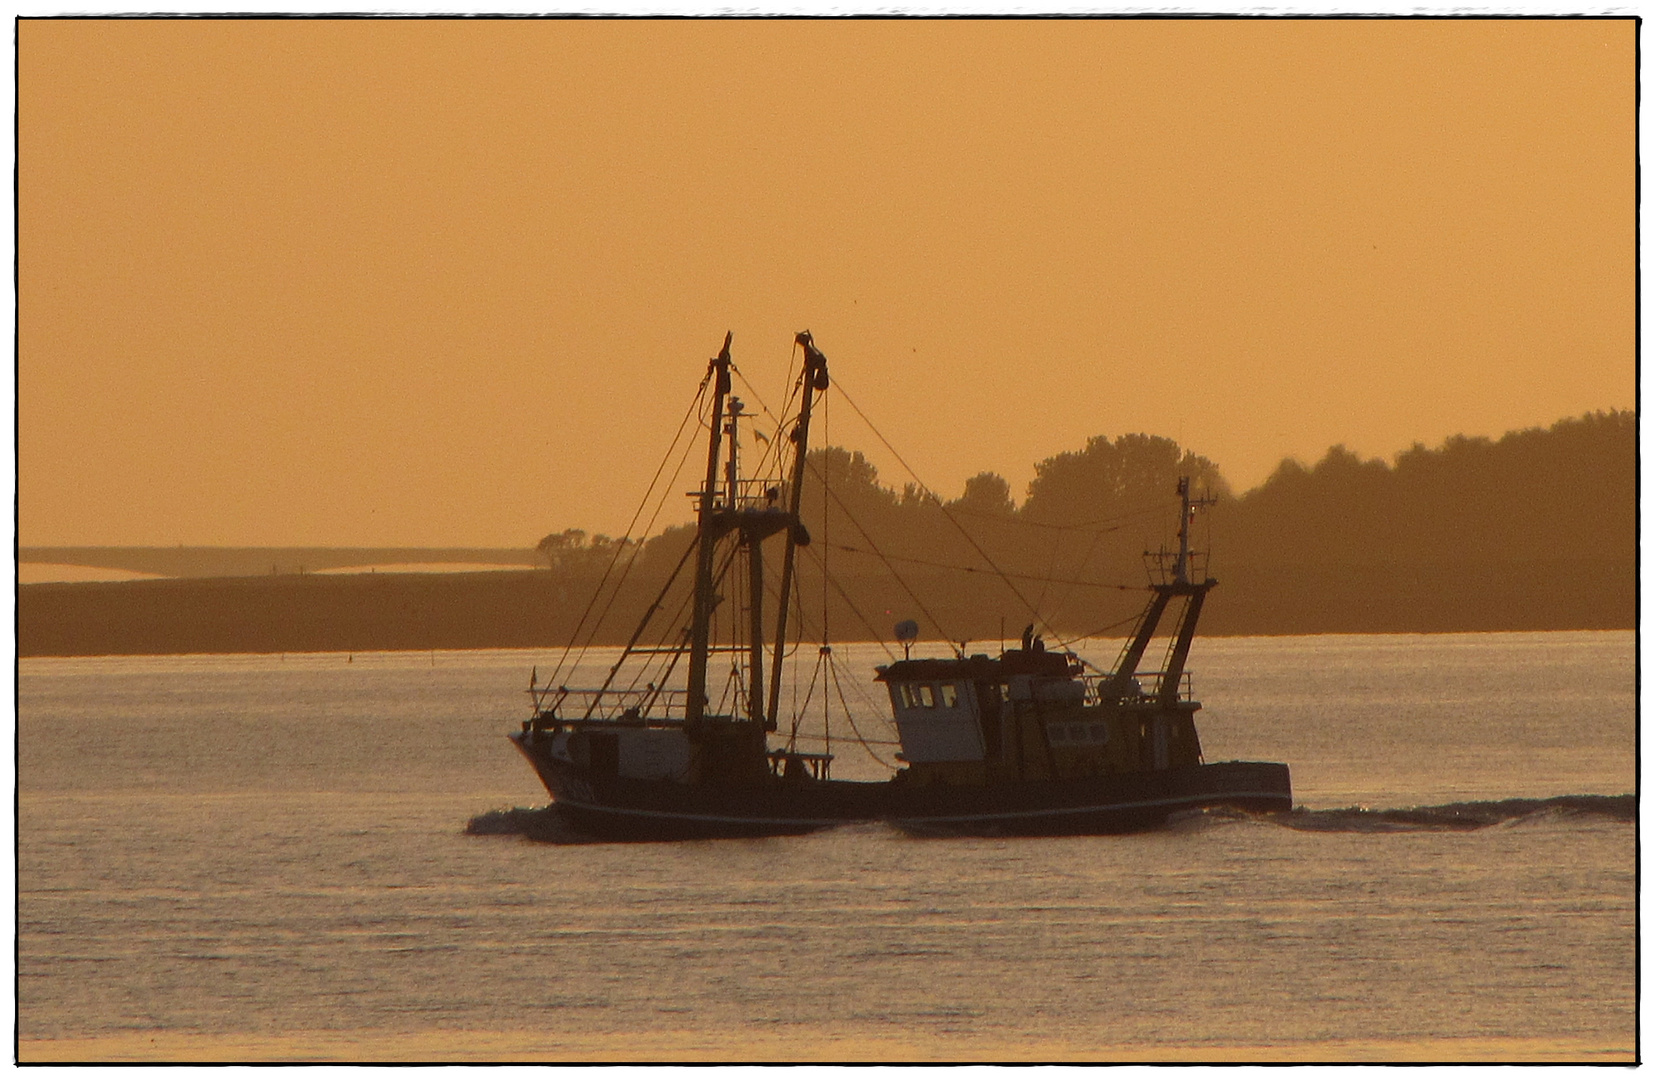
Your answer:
876;646;1078;684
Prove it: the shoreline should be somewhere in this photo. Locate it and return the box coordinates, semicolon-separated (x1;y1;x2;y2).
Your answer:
19;565;1633;658
15;626;1637;664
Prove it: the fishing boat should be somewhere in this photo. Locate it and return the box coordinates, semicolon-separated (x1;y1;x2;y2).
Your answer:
508;332;1291;839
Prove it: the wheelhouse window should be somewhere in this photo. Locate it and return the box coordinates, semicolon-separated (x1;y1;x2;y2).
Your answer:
896;682;960;709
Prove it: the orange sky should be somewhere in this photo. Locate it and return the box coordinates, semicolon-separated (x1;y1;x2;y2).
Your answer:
19;18;1634;548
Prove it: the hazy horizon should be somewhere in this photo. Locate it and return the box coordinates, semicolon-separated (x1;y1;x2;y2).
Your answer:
21;19;1633;548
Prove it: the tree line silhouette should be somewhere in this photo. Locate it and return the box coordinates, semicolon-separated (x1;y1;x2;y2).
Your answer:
19;409;1631;657
545;408;1634;647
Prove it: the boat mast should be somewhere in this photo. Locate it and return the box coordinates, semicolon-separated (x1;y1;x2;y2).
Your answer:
1103;477;1217;702
1158;478;1218;706
685;333;733;727
766;331;829;731
726;396;768;727
1171;477;1214;586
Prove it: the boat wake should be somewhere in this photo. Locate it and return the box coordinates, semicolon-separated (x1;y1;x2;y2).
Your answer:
468;794;1633;842
1199;793;1635;833
464;806;612;844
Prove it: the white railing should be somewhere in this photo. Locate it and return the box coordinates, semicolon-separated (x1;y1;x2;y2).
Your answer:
725;478;789;512
1089;671;1194;705
529;685;689;724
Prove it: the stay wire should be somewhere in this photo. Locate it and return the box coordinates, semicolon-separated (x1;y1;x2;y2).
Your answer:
819;383;830;758
820;542;1145;590
838;659;903;743
957;498;1175;534
1042;521;1111;630
1056;609;1145;652
548;374;705;686
728;353;955;641
581;536;698;711
573;381;720;666
829;654;900;768
795;541;898;663
786;559;808;746
620;526;741;702
730;361;800;484
804;457;957;643
830;379;1061;645
1032;526;1063;617
783;729;901;749
548;373;711;688
621;550;701;696
791;656;824;750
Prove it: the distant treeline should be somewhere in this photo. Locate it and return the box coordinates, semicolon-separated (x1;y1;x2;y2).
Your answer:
18;411;1634;656
538;408;1634;646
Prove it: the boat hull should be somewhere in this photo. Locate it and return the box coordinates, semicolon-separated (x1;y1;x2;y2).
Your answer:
510;733;1291;840
884;760;1292;836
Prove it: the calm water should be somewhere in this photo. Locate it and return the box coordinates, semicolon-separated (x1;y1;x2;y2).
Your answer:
18;632;1636;1061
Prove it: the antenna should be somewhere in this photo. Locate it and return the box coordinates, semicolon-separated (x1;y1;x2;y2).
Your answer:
894;619;919;661
1172;476;1218;585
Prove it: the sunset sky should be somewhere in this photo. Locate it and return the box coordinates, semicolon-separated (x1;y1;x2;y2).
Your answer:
19;18;1633;548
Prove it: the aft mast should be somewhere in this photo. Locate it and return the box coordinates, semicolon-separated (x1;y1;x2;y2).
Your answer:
1158;477;1219;707
684;333;733;727
1101;477;1218;704
766;331;829;731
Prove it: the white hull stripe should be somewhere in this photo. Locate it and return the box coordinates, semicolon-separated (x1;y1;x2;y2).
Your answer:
548;789;1290;828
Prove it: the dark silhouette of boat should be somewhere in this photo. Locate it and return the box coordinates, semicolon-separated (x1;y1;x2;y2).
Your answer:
509;332;1291;839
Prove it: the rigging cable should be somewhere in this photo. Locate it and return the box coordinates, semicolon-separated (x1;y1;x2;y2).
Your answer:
789;650;825;750
576;536;699;720
803;458;957;643
785;557;808;748
764;555;900;734
830;379;1063;645
1056;610;1145;651
732;362;955;645
619;553;700;696
546;373;711;688
829;652;899;768
546;376;705;686
729;360;799;486
1041;519;1111;631
741;349;1202;657
789;564;804;743
820;542;1145;591
819;380;831;762
948;498;1174;534
623;535;743;710
836;656;904;744
618;505;747;700
1031;526;1063;626
795;542;898;663
560;377;714;692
